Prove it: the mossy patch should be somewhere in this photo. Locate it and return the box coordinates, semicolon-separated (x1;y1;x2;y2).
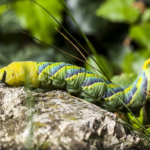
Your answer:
61;113;80;121
34;122;46;129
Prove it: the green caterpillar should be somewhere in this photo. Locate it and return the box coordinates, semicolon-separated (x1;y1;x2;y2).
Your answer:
0;60;150;113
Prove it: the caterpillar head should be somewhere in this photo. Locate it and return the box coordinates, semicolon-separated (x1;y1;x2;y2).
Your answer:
0;66;16;86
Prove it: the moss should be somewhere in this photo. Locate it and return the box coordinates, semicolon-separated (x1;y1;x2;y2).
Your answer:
51;105;58;108
49;115;55;120
68;101;74;104
47;94;56;98
34;122;46;129
40;142;49;150
61;98;67;101
82;105;88;109
68;116;78;121
62;113;79;121
38;101;58;109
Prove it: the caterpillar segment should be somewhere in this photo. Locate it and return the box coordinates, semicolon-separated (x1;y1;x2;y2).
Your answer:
0;60;150;113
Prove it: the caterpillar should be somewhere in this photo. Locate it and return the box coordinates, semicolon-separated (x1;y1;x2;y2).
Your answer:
0;59;150;113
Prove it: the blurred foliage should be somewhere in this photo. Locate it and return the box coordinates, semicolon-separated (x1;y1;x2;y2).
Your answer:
66;0;106;34
96;0;140;23
130;23;150;48
11;1;62;44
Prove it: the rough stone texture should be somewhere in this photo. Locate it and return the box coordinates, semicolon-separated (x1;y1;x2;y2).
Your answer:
0;86;149;150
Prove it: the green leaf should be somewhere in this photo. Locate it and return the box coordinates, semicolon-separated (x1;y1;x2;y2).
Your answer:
142;9;150;23
130;23;150;48
96;0;140;23
145;127;150;136
12;0;63;44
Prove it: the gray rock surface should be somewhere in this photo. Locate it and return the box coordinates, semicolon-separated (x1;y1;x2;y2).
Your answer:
0;86;148;150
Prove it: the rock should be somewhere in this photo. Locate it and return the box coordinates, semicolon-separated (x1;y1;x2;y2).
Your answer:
0;86;148;150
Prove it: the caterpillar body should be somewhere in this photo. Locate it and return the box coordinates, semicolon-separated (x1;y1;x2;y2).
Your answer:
0;60;150;113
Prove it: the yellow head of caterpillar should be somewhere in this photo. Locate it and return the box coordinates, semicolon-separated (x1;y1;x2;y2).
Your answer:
0;65;16;86
0;62;39;87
